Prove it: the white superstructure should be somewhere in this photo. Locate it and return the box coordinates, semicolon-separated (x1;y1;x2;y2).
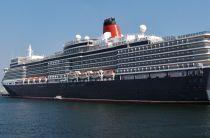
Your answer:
2;22;210;85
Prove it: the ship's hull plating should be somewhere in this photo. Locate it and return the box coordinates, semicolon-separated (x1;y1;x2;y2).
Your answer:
3;69;210;103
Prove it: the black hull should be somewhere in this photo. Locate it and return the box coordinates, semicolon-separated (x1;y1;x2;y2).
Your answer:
3;69;210;103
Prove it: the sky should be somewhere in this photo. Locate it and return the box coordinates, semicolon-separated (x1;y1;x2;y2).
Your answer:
0;0;210;79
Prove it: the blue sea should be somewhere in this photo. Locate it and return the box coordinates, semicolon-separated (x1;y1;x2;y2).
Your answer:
1;97;210;138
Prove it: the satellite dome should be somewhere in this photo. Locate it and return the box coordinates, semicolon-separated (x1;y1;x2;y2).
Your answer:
103;32;112;39
84;36;90;40
139;25;147;34
76;34;81;41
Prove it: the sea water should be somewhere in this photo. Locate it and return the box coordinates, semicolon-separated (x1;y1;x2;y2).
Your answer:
0;97;210;138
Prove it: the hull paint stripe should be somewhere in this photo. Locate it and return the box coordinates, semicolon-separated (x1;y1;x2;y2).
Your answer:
9;96;210;104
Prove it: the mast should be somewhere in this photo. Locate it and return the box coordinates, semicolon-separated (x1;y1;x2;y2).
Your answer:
28;44;33;57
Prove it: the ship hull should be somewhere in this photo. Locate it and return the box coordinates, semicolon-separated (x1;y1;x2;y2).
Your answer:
3;69;210;103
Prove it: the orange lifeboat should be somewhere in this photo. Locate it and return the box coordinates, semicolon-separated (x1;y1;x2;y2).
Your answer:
103;70;115;78
29;78;34;83
90;70;103;79
24;78;28;84
68;72;77;80
40;77;47;82
78;72;89;79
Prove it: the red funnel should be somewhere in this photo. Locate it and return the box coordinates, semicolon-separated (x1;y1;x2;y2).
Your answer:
103;18;122;38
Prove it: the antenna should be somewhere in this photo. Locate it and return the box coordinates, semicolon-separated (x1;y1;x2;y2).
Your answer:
28;44;33;57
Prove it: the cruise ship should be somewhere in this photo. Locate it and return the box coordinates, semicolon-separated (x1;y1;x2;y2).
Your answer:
2;18;210;103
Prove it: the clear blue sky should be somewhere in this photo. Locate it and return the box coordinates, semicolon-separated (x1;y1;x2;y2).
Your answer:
0;0;210;79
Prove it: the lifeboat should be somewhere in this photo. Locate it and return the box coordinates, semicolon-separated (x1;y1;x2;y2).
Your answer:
90;70;103;79
78;72;89;79
89;71;99;78
24;79;28;84
68;72;77;80
87;71;93;75
34;77;39;83
29;78;34;83
40;77;47;82
103;70;115;78
15;79;23;85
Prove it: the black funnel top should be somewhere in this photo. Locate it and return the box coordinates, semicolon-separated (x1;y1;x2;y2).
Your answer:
103;17;116;26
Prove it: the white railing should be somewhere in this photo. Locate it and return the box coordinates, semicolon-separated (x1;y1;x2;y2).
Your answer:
163;31;210;41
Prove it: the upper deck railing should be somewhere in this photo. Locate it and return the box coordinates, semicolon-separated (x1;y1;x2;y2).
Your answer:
64;31;210;51
177;31;210;39
163;31;210;41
